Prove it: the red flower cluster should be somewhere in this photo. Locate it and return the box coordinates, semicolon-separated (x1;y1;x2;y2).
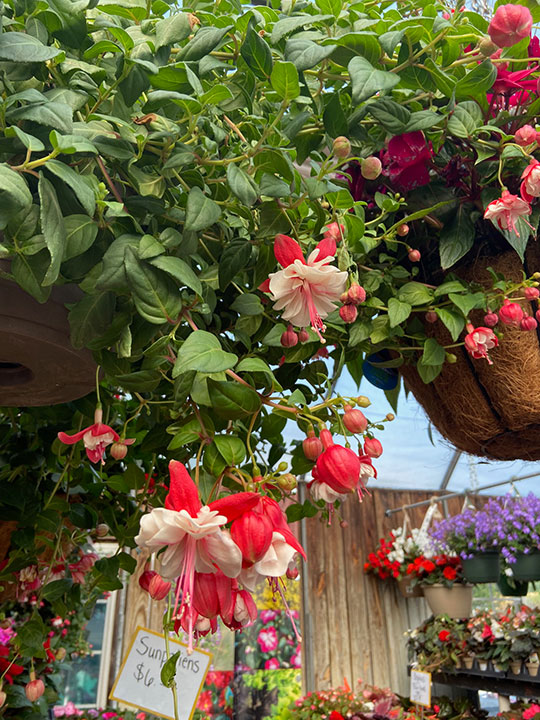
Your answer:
406;554;461;583
363;534;400;580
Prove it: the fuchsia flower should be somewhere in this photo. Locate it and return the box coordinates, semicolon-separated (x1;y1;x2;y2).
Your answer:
69;553;98;584
58;408;134;464
311;430;375;504
521;159;540;201
265;234;348;342
488;4;533;48
464;324;499;364
484;189;533;236
383;132;433;192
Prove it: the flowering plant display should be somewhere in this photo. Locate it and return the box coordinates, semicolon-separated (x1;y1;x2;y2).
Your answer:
364;526;435;581
287;680;398;720
236;608;302;671
406;615;467;671
52;707;150;720
193;670;234;720
406;554;463;587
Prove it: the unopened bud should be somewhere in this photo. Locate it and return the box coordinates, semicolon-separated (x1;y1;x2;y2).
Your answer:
286;564;299;580
110;442;128;460
281;324;298;348
339;304;358;324
95;523;109;538
343;407;368;434
385;413;395;421
277;473;297;491
277;461;288;472
356;396;371;408
0;690;6;708
148;574;172;601
478;36;499;56
303;433;323;461
55;647;67;661
525;286;540;300
298;328;310;343
333;136;351;158
25;678;45;703
323;222;344;242
361;156;382;180
425;311;437;324
347;283;366;305
446;353;458;364
396;224;409;237
364;437;383;458
515;125;538;146
408;249;421;262
521;315;538;331
340;520;349;529
484;312;499;327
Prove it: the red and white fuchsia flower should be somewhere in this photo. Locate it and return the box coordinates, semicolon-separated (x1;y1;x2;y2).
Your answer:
521;160;540;202
488;3;533;48
484;189;533;236
58;407;134;464
464;324;499;364
264;234;348;342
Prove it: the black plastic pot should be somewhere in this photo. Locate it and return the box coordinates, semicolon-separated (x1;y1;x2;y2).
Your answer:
462;552;500;583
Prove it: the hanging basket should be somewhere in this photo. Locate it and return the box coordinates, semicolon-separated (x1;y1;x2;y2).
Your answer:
512;552;540;581
400;247;540;461
422;584;473;619
497;573;529;596
462;552;500;584
0;276;96;406
397;576;424;598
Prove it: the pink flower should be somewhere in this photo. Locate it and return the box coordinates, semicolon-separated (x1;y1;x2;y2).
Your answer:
135;460;259;650
499;299;524;326
264;658;280;670
291;653;302;668
383;132;433;192
523;705;540;720
488;4;533;48
464;324;499;365
58;408;134;464
521;159;540;201
515;125;538;146
260;609;278;623
257;626;278;653
266;234;348;342
69;553;98;584
484;189;533;236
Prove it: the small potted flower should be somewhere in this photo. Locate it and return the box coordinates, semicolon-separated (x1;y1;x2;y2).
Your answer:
407;616;466;673
407;555;472;619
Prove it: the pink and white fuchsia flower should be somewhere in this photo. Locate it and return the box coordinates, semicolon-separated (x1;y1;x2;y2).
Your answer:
464;324;499;364
484;189;533;236
263;234;348;342
521;159;540;202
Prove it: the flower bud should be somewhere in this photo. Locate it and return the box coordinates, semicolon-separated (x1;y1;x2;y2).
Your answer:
333;136;351;158
386;413;395;421
478;36;499;56
408;249;421;262
488;4;533;48
446;353;458;364
361;156;382;180
323;222;344;242
484;311;499;327
356;396;371;408
303;432;323;461
95;523;109;538
347;283;366;305
55;647;67;661
364;437;383;458
339;303;358;324
520;314;538;331
515;125;538;146
499;299;524;327
319;428;334;449
343;407;368;434
340;520;349;529
425;311;438;324
110;442;128;460
281;324;298;348
396;224;409;237
298;329;310;343
286;564;299;580
25;678;45;703
148;574;172;601
525;286;540;300
277;473;297;492
139;569;156;592
0;690;6;708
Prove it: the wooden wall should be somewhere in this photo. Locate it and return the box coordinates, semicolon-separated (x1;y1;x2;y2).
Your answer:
303;488;488;695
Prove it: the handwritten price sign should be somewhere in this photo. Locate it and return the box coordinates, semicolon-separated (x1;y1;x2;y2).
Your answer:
410;669;431;708
110;626;212;720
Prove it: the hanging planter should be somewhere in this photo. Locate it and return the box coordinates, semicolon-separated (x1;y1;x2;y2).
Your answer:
0;276;95;406
401;248;540;461
497;574;529;596
398;576;424;598
462;552;500;584
512;552;540;581
422;584;473;619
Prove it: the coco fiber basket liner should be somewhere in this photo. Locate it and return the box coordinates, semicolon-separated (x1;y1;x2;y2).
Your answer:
400;244;540;461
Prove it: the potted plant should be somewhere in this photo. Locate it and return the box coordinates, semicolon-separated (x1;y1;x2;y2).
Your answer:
430;507;500;583
407;616;467;672
407;554;472;619
486;495;540;581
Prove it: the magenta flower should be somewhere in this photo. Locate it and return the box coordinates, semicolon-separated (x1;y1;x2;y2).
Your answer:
260;609;278;623
383;132;433;192
264;658;280;670
257;626;278;653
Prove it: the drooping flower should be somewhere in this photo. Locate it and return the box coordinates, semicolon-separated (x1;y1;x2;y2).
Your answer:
521;159;540;201
58;408;134;464
135;460;259;650
464;324;499;364
266;234;348;342
382;132;433;192
488;4;533;48
499;299;524;326
484;189;533;236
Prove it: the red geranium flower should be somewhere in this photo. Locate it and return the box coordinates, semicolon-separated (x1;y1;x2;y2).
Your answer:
443;566;457;581
438;630;451;642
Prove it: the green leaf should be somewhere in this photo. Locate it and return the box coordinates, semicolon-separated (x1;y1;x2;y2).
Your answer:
285;39;335;72
433;280;467;297
200;85;233;105
173;330;237;375
397;282;434;306
0;31;61;62
0;163;33;229
63;215;98;260
177;26;232;62
15;615;46;656
155;13;192;49
271;61;300;101
500;217;533;261
348;56;400;103
405;110;443;133
367;99;410;134
447;102;482;138
207;379;261;418
236;357;276;381
417;357;442;384
185;187;221;232
329;32;381;67
230;293;263;316
7;101;73;134
323;93;348;137
161;652;180;688
11;250;51;303
38;173;66;286
315;0;342;18
49;132;97;155
271;15;333;44
68;292;116;349
387;297;412;327
449;291;485;318
5;125;45;151
214;436;246;466
436;308;465;342
226;164;259;206
149;256;203;295
218;241;252;291
124;247;183;325
45;158;96;216
241;24;273;79
439;204;476;269
41;578;72;601
455;60;497;100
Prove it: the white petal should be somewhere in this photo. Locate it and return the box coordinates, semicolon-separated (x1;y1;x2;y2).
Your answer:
254;532;296;577
202;530;242;578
